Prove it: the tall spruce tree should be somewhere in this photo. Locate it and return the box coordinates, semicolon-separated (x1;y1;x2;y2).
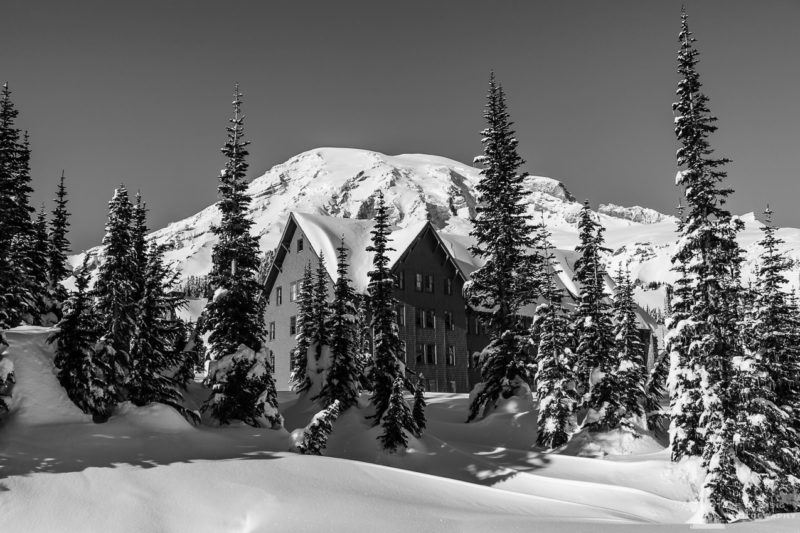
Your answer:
366;190;403;424
670;10;745;521
318;241;362;410
311;253;331;365
466;73;539;422
532;234;578;449
290;263;314;393
49;258;114;421
201;85;278;425
94;185;137;390
48;171;71;308
28;205;52;323
572;201;617;430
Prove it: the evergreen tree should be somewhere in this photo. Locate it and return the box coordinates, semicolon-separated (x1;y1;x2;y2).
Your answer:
94;185;137;390
130;192;149;302
411;374;427;438
669;11;744;520
128;243;190;415
644;350;669;431
311;253;331;364
290;263;314;393
700;419;746;523
48;258;115;421
379;376;412;453
532;235;578;449
734;206;800;516
610;266;647;429
28;205;52;323
201;85;277;425
318;241;362;410
572;201;617;430
366;191;402;423
48;170;71;307
297;400;341;456
466;73;539;422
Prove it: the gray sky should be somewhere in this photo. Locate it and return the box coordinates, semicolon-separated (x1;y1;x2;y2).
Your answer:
3;0;800;252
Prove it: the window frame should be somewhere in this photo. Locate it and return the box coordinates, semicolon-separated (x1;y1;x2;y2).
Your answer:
424;274;434;293
425;343;437;364
289;315;297;336
296;238;304;252
275;286;282;306
269;321;276;341
289;281;298;302
415;273;423;292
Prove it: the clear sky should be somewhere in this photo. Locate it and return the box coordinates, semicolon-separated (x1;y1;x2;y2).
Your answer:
3;0;799;252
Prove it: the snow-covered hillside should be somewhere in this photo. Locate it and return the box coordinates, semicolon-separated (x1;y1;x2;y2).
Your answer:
5;326;798;531
69;147;800;313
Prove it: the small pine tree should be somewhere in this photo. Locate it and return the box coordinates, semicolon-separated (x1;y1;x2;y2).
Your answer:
532;237;579;449
290;263;314;393
296;400;341;456
380;376;412;453
466;73;539;422
644;350;669;431
48;171;71;308
48;258;116;421
411;374;427;437
610;266;647;429
28;206;52;323
572;201;617;430
318;240;362;410
366;191;402;423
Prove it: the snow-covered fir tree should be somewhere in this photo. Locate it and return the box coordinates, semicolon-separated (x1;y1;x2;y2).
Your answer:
0;84;35;328
201;85;279;426
127;242;191;418
700;418;745;523
572;201;618;430
644;350;669;431
93;185;137;390
366;190;403;423
28;205;53;324
290;262;314;393
666;200;704;459
670;11;746;522
733;206;800;516
380;376;413;453
296;400;341;456
411;374;426;438
532;231;578;449
318;241;362;410
465;73;539;422
310;253;331;380
610;266;647;429
48;170;71;309
49;258;115;422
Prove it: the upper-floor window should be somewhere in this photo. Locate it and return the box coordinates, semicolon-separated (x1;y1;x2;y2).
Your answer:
424;274;434;293
396;305;405;327
415;273;423;292
296;238;304;252
275;286;283;306
289;281;298;302
416;343;424;364
269;321;276;341
426;343;437;364
269;351;276;374
425;309;436;329
290;316;297;336
399;341;407;363
415;308;436;329
394;271;405;290
444;278;453;296
444;310;453;331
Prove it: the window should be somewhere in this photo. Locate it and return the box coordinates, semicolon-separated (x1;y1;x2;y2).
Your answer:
425;309;435;329
416;343;425;364
290;316;297;336
275;286;282;306
399;341;407;363
444;278;453;296
426;343;437;364
444;310;453;331
269;351;276;374
396;305;405;326
446;345;455;366
415;307;423;327
415;273;423;292
289;281;298;302
394;272;405;290
296;238;303;252
269;321;276;341
425;274;434;293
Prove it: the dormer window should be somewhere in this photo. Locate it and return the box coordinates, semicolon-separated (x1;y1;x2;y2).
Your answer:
296;238;304;252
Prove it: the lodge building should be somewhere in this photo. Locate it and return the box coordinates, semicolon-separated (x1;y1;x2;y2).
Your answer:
262;212;657;393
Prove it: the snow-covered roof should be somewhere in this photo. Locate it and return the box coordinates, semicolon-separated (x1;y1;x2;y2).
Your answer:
272;212;429;294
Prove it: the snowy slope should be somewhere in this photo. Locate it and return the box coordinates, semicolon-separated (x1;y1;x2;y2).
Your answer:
2;327;799;532
69;147;800;314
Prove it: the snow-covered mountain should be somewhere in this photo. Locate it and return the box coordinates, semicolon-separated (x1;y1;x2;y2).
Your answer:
70;147;800;313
